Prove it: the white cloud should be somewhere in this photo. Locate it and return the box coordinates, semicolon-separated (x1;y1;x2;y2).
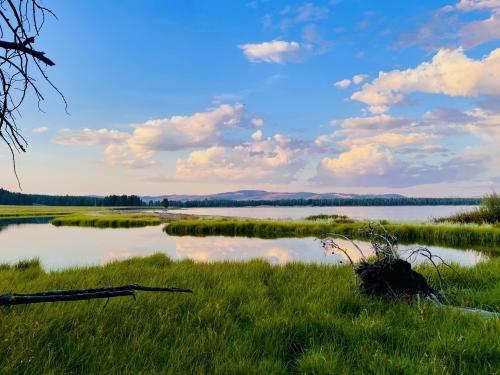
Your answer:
352;48;500;106
239;40;312;63
352;74;368;84
367;105;389;114
251;117;264;127
399;1;500;50
340;133;439;148
252;130;263;141
337;114;408;129
53;104;253;168
334;79;351;89
128;103;245;153
103;143;155;168
33;127;49;134
320;144;396;178
454;0;500;11
54;128;130;145
459;10;500;48
175;134;306;183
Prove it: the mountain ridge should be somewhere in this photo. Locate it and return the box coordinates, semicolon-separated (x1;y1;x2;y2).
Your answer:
142;190;406;202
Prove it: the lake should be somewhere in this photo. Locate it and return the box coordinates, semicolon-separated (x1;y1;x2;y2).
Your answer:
0;220;487;270
167;205;476;221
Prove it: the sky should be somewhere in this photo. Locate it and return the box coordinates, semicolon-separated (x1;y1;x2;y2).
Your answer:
1;0;499;197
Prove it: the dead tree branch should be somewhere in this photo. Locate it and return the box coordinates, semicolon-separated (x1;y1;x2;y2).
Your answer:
0;0;66;188
0;284;193;306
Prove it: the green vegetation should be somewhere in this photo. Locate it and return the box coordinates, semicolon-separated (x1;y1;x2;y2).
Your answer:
0;205;96;219
168;197;481;208
0;188;144;207
304;214;354;222
436;193;500;225
165;218;500;251
51;213;161;228
0;254;498;374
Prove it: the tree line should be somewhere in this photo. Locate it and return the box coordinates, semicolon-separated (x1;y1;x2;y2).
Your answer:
0;188;482;207
167;197;482;208
0;188;144;206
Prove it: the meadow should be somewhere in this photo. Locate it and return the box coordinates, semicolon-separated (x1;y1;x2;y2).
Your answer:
0;254;499;374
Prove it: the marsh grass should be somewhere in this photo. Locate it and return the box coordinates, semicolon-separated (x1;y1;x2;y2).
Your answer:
436;193;500;225
0;205;96;219
0;254;498;374
304;214;354;223
165;219;500;251
51;213;162;228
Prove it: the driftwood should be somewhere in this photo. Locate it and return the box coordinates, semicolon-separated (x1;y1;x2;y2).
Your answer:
355;258;436;298
320;224;499;318
0;284;193;306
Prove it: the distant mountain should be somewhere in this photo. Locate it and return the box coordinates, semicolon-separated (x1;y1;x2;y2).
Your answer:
142;190;406;202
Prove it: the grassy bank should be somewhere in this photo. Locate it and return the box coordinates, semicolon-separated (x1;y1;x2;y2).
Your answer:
165;219;500;250
51;213;162;228
0;254;498;374
435;193;500;225
0;206;95;219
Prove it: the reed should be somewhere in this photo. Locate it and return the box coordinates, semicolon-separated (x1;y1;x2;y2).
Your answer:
51;213;161;228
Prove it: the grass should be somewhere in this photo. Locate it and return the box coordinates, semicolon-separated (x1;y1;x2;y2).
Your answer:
0;253;498;374
51;213;162;228
436;193;500;225
304;214;354;223
165;218;500;251
0;205;96;219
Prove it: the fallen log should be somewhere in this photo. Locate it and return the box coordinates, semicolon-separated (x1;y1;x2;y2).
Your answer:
9;284;193;297
0;284;193;306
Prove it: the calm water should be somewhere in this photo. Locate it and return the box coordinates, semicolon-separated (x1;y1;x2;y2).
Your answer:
167;205;476;221
0;221;487;270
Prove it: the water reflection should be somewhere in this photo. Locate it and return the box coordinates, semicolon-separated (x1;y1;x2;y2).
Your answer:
167;205;477;221
0;223;488;270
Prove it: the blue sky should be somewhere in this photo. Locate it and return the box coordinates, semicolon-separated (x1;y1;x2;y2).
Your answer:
1;0;499;196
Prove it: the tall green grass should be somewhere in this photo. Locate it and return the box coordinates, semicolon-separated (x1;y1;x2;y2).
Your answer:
0;254;498;374
436;192;500;224
51;213;161;228
165;219;500;250
0;205;96;219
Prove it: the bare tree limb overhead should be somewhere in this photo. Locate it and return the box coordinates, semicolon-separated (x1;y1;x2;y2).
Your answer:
0;0;66;188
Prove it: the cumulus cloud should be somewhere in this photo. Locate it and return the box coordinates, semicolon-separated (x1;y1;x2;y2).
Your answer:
367;105;389;114
251;130;263;141
54;128;130;145
316;144;488;187
53;104;252;168
340;133;439;148
128;103;245;153
351;48;500;107
320;144;395;178
334;74;368;89
334;79;351;89
175;133;306;183
251;117;264;127
239;40;312;63
313;102;500;187
33;127;49;134
352;74;368;84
